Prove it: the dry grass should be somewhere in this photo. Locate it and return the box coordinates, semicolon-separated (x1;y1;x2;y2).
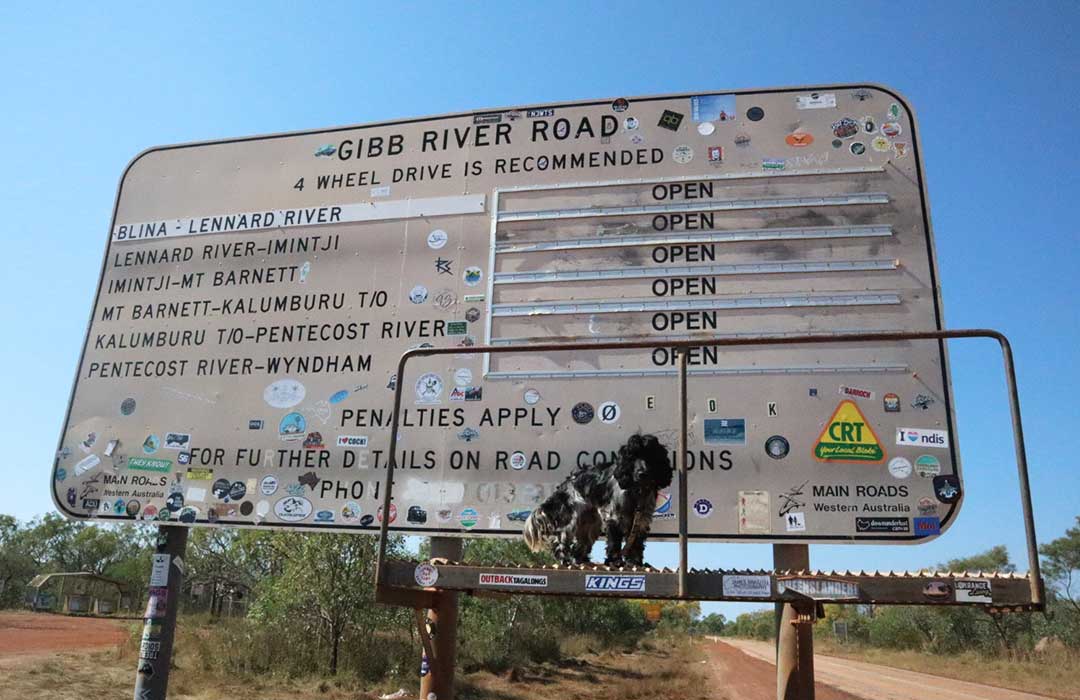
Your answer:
0;629;710;700
815;638;1080;700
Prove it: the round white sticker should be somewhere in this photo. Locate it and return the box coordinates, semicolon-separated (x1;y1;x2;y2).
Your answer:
598;401;621;424
260;475;279;495
415;563;440;587
697;121;715;136
672;145;694;164
510;451;527;470
263;379;306;409
427;229;448;249
454;368;473;387
409;285;428;304
524;388;541;405
416;373;443;402
888;457;913;479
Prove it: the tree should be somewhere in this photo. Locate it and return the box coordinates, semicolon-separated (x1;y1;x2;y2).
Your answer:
696;612;726;635
1041;516;1080;617
0;516;37;607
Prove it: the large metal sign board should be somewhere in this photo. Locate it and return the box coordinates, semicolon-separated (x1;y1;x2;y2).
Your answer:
54;84;960;542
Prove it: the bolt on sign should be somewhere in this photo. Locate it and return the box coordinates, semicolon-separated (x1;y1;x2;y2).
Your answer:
54;85;960;543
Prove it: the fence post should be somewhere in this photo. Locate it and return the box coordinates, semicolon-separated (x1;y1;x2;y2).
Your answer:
133;525;188;700
419;537;463;700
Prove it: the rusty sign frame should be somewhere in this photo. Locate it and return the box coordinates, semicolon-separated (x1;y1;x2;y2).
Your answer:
375;328;1042;607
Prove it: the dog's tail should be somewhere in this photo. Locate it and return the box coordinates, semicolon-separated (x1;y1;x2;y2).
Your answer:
523;509;554;552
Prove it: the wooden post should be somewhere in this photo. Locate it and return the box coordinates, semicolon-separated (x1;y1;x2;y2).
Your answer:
419;537;463;700
774;543;813;700
133;525;188;700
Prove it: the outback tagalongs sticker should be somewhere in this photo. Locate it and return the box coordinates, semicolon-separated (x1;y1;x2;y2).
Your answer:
478;573;548;588
722;575;772;598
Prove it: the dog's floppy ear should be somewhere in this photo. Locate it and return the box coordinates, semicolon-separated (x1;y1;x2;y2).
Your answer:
614;434;645;489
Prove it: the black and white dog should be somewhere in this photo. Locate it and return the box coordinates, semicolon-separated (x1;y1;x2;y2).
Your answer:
523;433;673;567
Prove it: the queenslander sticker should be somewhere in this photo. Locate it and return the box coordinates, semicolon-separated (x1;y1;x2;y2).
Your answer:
584;575;645;592
722;575;771;598
479;573;548;588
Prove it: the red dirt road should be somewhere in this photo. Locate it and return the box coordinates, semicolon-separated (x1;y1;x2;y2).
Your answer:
704;636;863;700
0;611;129;657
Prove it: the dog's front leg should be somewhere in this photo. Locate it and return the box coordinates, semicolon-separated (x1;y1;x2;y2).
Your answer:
622;513;651;567
604;521;625;566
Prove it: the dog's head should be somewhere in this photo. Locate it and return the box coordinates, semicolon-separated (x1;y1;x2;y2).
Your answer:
614;433;673;491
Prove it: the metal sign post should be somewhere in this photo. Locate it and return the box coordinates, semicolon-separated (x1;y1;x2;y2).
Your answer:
133;525;188;700
419;537;463;700
774;543;813;700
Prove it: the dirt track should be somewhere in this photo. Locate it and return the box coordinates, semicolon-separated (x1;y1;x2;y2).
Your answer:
0;611;129;657
704;637;862;700
716;638;1055;700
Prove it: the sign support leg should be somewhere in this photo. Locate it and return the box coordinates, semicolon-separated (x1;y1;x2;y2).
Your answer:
419;537;463;700
774;544;813;700
133;525;188;700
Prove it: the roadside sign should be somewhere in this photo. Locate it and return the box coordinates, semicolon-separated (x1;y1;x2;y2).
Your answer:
54;85;959;542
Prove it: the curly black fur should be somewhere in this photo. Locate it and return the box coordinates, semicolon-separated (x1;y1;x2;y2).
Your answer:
523;433;673;566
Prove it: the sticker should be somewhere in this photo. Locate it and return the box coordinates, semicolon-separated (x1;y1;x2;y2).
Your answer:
185;487;206;503
923;581;951;600
872;136;891;152
883;393;900;412
691;94;735;122
881;121;902;138
249;419;264;430
409;285;428;304
415;563;440;587
892;142;908;158
645;395;655;410
80;432;98;453
446;321;467;335
672;145;693;164
212;479;232;499
408;506;427;524
164;433;190;450
314;144;336;158
722;575;771;598
314;510;334;523
917;497;938;516
120;398;136;416
260;475;279;495
464;307;481;323
264;379;306;409
572;402;594;424
142;435;160;454
785;131;814;147
274;496;312;522
448;368;472;387
795;93;836;110
278;412;306;441
74;454;101;476
459;507;478;528
784;512;806;532
463;294;484;303
767;401;778;417
463;267;482;286
863;116;876;133
128;457;171;473
359;514;374;526
435;257;452;275
888;457;913;479
915;454;941;478
738;491;771;534
178;506;198;523
598;401;620;424
653;491;675;520
416;373;443;403
913;516;941;536
527;108;554;118
611;97;629;112
479;573;548;588
328;389;349;405
427;229;448;250
704;418;746;445
692;498;713;518
624;116;638;130
509;452;527;470
523;388;541;405
658;110;684;131
734;134;751;147
813;400;885;462
955;579;992;603
934;474;961;503
341;502;362;522
177;451;191;465
585;575;645;592
707;145;723;163
850;142;866;155
457;427;479;442
777;578;859;600
855;517;909;533
839;385;875;401
831;117;859;139
911;394;934;410
896;428;949;449
888;102;901;119
745;106;765;122
150;554;170;587
697;121;715;136
762;158;785;170
55;468;66;482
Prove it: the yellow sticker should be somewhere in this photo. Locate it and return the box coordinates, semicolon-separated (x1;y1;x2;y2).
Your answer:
813;400;884;463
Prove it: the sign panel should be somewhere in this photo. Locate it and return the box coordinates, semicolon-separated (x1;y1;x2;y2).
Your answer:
54;85;960;542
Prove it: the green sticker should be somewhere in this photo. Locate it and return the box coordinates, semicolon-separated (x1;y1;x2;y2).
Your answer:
128;457;172;473
447;321;467;336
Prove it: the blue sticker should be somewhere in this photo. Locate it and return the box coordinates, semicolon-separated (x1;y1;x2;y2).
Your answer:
279;412;306;440
703;418;746;445
913;516;941;536
55;468;67;482
329;390;349;404
691;94;737;123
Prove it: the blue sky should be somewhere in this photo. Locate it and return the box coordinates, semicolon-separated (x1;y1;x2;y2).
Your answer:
2;1;1078;620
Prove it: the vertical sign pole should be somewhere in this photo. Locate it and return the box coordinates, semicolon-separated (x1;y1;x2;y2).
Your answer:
676;349;689;597
774;543;813;700
419;537;463;700
134;525;188;700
